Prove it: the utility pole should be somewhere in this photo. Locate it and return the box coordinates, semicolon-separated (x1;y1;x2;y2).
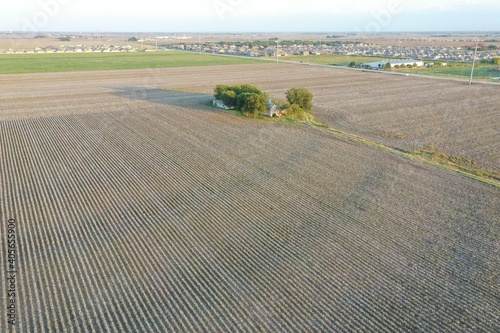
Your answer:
469;39;479;85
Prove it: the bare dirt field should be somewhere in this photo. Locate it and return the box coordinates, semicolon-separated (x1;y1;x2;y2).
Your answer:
0;64;499;332
306;70;500;172
8;61;492;172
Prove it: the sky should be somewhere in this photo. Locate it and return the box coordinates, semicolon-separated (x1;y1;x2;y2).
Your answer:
1;0;500;33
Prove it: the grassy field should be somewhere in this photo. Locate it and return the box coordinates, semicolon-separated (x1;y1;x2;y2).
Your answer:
391;62;500;80
0;65;499;332
282;53;500;80
0;51;261;74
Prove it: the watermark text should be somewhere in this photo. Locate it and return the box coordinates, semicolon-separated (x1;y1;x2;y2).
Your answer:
6;219;17;327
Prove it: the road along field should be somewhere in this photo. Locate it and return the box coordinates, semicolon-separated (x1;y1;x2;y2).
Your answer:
0;64;499;332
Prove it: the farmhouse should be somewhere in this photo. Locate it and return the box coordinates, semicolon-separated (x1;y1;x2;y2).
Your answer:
213;98;281;117
212;100;230;109
361;59;424;69
261;99;281;117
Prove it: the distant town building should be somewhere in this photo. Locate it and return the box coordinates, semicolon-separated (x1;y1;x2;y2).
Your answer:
361;59;424;69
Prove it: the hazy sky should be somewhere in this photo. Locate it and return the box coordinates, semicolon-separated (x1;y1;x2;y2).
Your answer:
2;0;499;32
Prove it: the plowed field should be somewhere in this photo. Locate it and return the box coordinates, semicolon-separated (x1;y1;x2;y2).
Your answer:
1;64;499;332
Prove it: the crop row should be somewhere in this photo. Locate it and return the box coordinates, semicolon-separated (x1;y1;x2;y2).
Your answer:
1;105;498;332
1;66;499;332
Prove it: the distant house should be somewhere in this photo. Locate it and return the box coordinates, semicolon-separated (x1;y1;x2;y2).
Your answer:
212;100;230;109
213;98;281;116
261;99;281;117
361;59;424;69
360;61;387;70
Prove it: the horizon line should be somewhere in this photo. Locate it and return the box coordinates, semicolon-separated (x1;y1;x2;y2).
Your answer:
2;30;500;35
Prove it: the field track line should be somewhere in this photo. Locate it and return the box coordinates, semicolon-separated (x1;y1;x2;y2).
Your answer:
299;120;500;188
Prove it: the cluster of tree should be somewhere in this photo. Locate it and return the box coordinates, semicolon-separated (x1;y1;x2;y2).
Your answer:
58;36;71;41
480;58;500;65
395;63;419;69
385;63;419;69
34;35;47;39
214;85;314;118
271;88;314;117
283;87;313;116
214;84;268;117
466;44;498;51
128;37;138;42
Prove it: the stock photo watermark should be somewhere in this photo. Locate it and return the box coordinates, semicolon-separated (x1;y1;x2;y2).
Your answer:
213;0;243;20
355;0;403;33
21;0;72;33
6;219;17;327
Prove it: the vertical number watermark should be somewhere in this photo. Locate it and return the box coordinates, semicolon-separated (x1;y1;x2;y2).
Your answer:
6;219;17;327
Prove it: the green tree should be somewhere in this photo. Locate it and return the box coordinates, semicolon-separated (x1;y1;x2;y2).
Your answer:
348;61;356;67
239;84;265;96
242;94;267;118
287;103;305;116
285;87;313;112
220;90;237;108
226;84;241;95
384;62;391;69
273;99;290;111
236;92;253;110
214;85;230;100
493;58;500;65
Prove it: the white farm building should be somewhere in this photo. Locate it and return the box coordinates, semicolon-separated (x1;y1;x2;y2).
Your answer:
361;59;424;70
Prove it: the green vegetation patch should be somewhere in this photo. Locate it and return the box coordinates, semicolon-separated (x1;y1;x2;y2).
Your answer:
409;145;499;181
0;52;262;74
213;84;314;120
389;62;500;80
283;54;500;81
